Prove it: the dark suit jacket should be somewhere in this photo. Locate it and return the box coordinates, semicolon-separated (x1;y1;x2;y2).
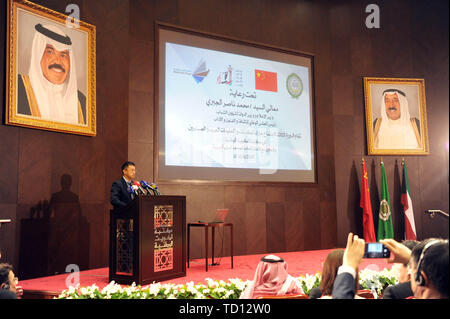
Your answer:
382;281;414;299
308;287;322;299
331;272;356;299
0;290;17;299
110;178;133;209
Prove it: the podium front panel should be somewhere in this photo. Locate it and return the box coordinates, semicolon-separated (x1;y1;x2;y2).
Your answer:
139;196;186;284
115;218;134;276
109;195;186;285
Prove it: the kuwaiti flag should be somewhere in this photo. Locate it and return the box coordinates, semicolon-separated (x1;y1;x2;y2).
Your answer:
401;161;417;240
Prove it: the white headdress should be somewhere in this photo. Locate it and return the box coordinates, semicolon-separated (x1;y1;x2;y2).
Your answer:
28;23;79;123
376;90;419;149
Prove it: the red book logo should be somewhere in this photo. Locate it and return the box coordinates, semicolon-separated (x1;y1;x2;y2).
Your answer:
255;69;277;92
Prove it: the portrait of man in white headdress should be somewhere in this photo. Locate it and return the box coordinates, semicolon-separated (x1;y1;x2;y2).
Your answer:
17;23;86;125
7;0;95;135
364;77;429;155
373;89;421;149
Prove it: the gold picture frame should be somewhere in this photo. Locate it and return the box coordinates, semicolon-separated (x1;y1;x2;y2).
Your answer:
5;0;96;136
364;77;429;155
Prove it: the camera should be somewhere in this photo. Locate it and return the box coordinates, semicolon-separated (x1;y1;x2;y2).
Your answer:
363;243;390;258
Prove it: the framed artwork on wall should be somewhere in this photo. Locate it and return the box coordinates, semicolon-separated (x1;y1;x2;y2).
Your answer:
364;77;429;155
5;0;96;136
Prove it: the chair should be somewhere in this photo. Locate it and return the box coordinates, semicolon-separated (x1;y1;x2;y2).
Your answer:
356;289;375;299
256;294;309;299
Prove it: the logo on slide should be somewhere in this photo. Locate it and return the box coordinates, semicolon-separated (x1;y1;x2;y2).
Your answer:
217;65;232;85
286;73;303;99
192;58;210;83
255;69;278;92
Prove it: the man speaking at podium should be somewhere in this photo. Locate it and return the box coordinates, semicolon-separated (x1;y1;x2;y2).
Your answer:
110;161;136;209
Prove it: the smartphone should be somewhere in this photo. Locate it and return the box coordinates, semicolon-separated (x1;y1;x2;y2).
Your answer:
363;243;390;258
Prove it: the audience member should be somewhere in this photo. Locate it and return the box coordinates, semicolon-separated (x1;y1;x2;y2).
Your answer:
239;255;304;299
331;233;365;299
331;234;449;299
0;263;18;299
382;240;418;299
309;249;360;299
398;238;448;299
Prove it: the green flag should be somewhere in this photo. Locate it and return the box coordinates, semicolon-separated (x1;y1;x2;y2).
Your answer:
377;162;394;241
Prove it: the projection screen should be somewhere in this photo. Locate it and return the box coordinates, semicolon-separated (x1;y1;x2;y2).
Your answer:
156;25;316;183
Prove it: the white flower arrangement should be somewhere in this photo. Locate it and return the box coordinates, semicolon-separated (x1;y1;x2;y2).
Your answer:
57;278;250;300
358;268;399;296
296;273;321;296
56;268;399;299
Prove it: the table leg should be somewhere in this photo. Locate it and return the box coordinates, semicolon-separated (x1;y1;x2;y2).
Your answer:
187;225;190;268
230;224;234;269
205;225;208;272
212;226;215;266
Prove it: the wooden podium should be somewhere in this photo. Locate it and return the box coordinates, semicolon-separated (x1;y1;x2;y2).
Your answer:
109;195;186;285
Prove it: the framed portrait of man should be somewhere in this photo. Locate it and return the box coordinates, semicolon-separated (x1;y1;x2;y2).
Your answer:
364;77;429;155
5;0;96;136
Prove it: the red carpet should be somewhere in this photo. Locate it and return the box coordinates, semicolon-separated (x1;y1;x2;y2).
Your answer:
19;249;392;296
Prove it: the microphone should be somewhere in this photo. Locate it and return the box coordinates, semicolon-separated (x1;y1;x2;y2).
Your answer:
140;180;155;195
130;181;140;196
140;180;161;195
133;181;147;195
150;182;161;195
127;184;134;195
131;185;139;195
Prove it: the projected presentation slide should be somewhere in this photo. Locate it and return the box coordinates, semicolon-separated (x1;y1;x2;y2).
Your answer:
157;26;315;182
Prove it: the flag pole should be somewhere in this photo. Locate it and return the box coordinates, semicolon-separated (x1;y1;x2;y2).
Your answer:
402;157;405;166
380;157;383;165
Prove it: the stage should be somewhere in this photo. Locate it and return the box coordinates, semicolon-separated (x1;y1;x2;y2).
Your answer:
19;249;392;299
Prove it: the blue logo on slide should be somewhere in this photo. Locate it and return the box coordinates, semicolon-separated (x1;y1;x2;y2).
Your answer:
192;58;209;83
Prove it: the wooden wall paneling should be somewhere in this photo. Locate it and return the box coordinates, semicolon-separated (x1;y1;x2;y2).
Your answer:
1;0;447;279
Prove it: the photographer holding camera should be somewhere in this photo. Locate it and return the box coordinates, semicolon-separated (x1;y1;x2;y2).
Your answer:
331;233;449;299
382;238;449;299
382;240;418;299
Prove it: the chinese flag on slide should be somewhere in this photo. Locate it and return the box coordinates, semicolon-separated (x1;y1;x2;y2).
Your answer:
255;69;278;92
360;159;377;242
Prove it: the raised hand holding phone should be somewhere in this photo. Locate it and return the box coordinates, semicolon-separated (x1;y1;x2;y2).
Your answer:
379;239;412;264
343;233;365;271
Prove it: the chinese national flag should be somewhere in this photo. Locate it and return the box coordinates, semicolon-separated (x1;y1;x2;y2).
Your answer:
255;69;278;92
360;160;376;242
